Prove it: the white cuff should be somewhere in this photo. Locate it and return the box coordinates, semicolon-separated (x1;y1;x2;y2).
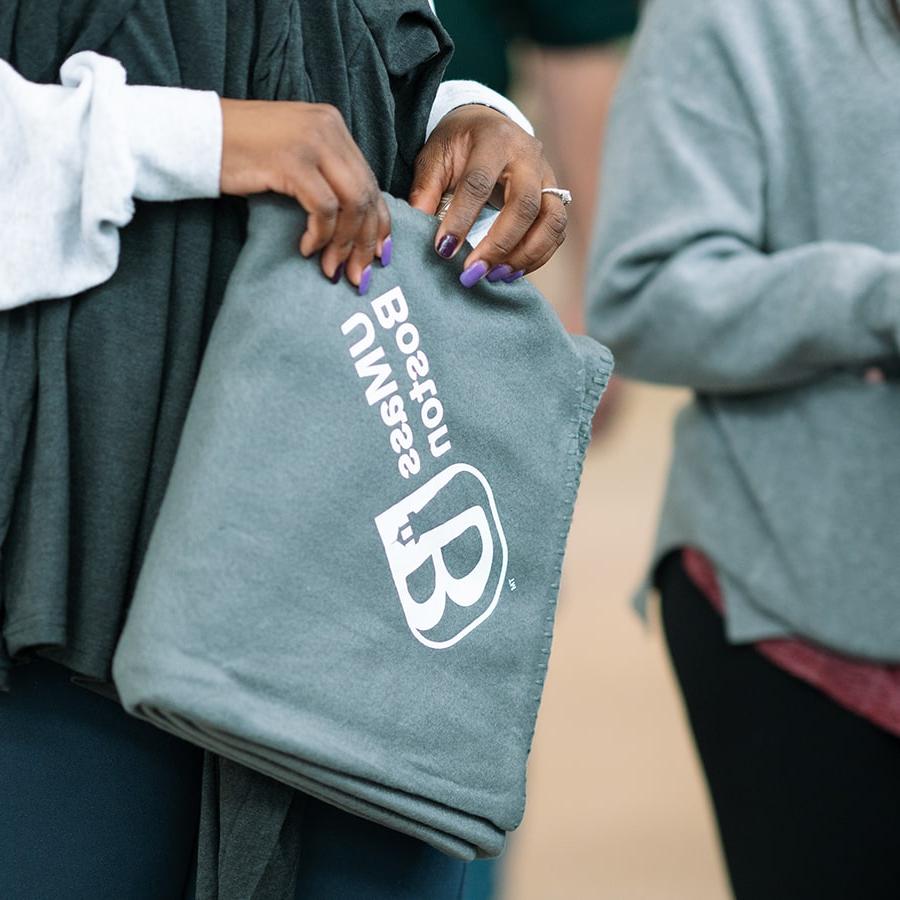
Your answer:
122;85;222;201
427;79;535;141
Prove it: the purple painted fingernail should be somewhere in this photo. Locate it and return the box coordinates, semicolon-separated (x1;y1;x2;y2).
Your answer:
437;234;460;259
502;269;526;284
460;260;490;288
487;264;514;283
358;265;372;296
329;263;345;285
380;235;393;267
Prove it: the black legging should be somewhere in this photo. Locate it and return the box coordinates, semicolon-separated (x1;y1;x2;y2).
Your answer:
658;553;900;900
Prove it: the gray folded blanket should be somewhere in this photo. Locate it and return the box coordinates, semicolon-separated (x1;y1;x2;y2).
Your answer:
112;193;612;861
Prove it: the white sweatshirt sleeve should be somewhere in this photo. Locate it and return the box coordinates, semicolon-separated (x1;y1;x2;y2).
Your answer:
0;51;222;311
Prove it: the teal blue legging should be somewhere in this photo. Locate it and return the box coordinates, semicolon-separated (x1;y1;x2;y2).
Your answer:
0;659;467;899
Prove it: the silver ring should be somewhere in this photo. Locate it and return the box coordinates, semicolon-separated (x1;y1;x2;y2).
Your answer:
541;187;573;206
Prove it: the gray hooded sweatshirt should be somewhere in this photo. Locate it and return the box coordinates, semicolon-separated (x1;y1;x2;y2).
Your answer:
589;0;900;659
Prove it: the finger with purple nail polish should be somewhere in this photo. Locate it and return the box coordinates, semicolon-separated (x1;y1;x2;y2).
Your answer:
380;235;393;267
460;260;489;288
487;264;514;283
358;265;372;296
502;269;525;284
437;234;459;259
329;262;345;285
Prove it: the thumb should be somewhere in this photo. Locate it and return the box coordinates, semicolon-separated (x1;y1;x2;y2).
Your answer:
408;140;451;215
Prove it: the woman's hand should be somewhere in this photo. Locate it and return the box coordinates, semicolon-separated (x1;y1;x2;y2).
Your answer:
220;99;391;293
409;105;567;287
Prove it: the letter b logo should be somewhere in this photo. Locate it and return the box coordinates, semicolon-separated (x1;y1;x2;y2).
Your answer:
374;464;508;648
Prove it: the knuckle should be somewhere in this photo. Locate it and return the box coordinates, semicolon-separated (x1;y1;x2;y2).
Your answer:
315;197;339;221
546;209;569;239
413;143;439;172
317;103;343;125
358;235;378;255
308;126;329;147
489;237;515;257
353;195;375;217
462;167;495;200
515;193;542;224
493;115;515;135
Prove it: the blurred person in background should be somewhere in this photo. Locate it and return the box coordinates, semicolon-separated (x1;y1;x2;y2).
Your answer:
590;1;900;898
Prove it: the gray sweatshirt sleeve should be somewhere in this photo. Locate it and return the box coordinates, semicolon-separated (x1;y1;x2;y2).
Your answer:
587;9;900;394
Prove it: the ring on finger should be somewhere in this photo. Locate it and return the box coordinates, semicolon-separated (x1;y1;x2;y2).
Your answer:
541;187;573;207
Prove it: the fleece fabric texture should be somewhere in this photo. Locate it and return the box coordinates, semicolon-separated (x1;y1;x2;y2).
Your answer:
589;0;900;660
113;192;612;868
